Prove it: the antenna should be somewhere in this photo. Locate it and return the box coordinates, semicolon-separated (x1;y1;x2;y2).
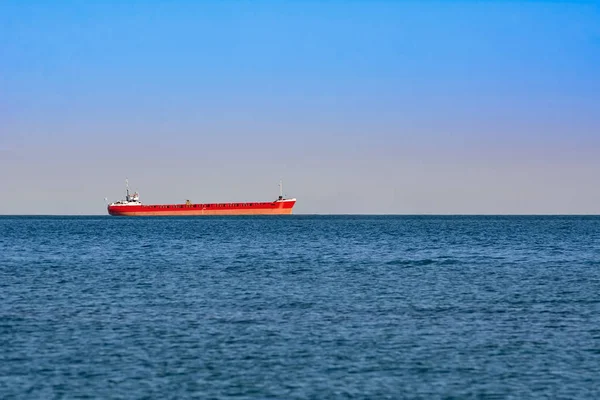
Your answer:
125;178;129;196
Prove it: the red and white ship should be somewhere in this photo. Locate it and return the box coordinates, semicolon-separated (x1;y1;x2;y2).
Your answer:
107;180;296;216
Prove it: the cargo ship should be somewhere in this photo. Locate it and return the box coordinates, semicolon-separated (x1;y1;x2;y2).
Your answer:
107;180;296;216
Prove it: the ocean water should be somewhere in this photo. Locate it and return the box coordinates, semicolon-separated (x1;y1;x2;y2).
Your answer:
1;215;599;399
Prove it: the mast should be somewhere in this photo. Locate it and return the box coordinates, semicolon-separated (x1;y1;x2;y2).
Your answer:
279;179;283;200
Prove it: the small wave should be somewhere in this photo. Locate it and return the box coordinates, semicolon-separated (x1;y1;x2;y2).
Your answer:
386;259;435;266
386;258;460;267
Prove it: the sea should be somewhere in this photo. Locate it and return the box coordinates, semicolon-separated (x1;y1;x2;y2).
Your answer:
1;215;599;399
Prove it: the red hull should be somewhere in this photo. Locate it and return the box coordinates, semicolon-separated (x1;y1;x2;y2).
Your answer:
108;199;296;216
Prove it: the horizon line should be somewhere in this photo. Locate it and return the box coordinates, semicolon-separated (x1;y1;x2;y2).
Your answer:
1;213;599;217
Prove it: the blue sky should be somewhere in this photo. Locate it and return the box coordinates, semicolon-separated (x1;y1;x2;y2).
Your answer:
1;0;599;214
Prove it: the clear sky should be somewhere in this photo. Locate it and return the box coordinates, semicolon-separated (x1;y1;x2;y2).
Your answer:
1;0;599;214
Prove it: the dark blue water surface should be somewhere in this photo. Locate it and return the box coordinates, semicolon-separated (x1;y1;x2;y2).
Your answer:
1;215;599;399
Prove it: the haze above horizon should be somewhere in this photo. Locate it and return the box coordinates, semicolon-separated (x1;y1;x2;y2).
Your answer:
1;0;599;214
